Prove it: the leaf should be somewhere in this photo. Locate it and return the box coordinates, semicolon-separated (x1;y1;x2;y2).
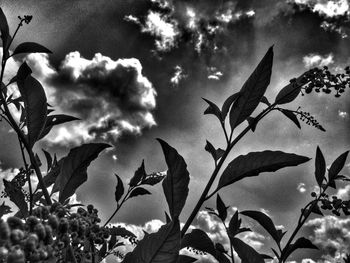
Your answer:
130;160;146;187
246;117;257;132
0;201;12;218
12;42;52;56
122;220;180;263
280;109;301;129
129;187;151;198
328;151;349;181
315;146;326;187
158;139;190;219
0;8;10;58
176;255;197;263
38;114;80;140
228;211;240;237
181;229;216;257
142;172;166;186
232;237;264;263
42;149;53;173
310;201;323;216
274;73;308;105
205;141;225;162
217;150;310;191
203;98;222;122
52;143;111;203
115;174;124;203
216;194;227;221
98;241;107;258
282;237;318;261
260;96;271;106
110;226;136;239
17;63;47;148
3;179;28;218
240;210;281;244
221;92;240;120
229;46;273;130
108;232;117;251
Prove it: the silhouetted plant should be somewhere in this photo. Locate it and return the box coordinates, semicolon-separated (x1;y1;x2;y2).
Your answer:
0;8;349;263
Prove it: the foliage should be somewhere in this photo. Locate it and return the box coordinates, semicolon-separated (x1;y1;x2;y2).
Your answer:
0;8;349;263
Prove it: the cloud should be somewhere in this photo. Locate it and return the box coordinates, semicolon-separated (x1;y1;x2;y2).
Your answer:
207;67;223;80
336;184;350;200
297;182;307;193
305;216;350;261
170;65;187;87
21;52;157;146
303;53;334;68
338;110;348;118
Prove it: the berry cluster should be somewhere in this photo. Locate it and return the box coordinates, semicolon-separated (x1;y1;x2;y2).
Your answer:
295;107;325;132
318;193;350;216
1;168;31;200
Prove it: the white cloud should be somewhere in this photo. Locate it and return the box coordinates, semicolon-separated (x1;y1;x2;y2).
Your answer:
336;184;350;200
338;110;348;118
207;67;223;80
170;65;187;87
293;0;349;17
303;53;334;68
297;182;307;193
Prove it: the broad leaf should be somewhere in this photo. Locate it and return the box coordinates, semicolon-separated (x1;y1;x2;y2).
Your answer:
216;194;227;221
158;139;190;219
142;172;166;186
38;114;80;140
315;146;326;187
122;220;180;263
52;143;111;202
181;229;216;257
0;201;12;218
176;255;197;263
280;109;301;129
12;42;52;56
218;151;310;190
130;160;146;187
232;237;264;263
3;179;28;218
240;210;281;244
203;98;222;122
282;237;318;261
129;187;151;198
274;74;308;105
115;174;124;203
328;151;349;181
221;92;240;121
17;63;47;148
229;46;273;130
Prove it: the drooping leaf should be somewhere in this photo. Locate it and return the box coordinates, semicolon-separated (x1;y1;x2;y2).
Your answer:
122;220;180;263
232;237;264;263
280;109;301;129
142;172;166;186
38;114;80;140
229;47;273;130
130;160;146;187
52;143;111;203
17;62;47;148
129;187;151;198
328;151;349;182
12;42;52;56
216;194;227;221
221;92;240;121
181;229;216;257
203;98;222;122
42;149;53;173
115;174;124;203
282;237;318;261
158;139;190;219
3;179;28;218
315;146;326;187
176;255;197;263
240;210;281;244
217;151;310;190
0;201;12;218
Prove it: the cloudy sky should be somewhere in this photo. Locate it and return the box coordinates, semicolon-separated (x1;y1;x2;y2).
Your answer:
0;0;350;262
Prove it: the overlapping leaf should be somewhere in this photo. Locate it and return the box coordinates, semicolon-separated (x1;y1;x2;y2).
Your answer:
181;229;216;257
38;114;79;140
280;109;301;129
232;237;264;263
12;42;52;56
3;179;28;218
282;237;318;261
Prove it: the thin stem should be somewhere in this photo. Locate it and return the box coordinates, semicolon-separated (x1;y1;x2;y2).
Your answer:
221;121;230;146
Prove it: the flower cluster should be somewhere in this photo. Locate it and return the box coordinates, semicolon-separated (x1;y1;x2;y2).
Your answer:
295;107;325;132
318;193;350;216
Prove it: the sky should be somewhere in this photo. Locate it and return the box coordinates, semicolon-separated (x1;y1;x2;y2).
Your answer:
0;0;350;262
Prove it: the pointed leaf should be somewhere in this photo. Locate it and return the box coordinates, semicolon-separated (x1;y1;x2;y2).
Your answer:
142;172;166;185
274;73;308;105
130;160;146;187
260;96;271;106
282;237;318;261
129;187;151;198
232;238;264;263
218;151;310;190
228;210;240;237
176;255;197;263
17;63;47;148
221;92;240;120
158;139;190;219
42;149;53;173
203;98;222;121
310;201;323;216
280;109;301;129
315;146;326;187
38;114;80;140
115;174;124;203
246;117;257;132
0;8;10;58
328;151;349;181
98;241;107;258
205;140;217;161
216;194;227;221
3;179;28;218
52;143;111;203
181;229;216;257
12;42;52;56
108;232;117;251
240;210;280;243
0;201;12;218
122;220;180;263
229;47;273;130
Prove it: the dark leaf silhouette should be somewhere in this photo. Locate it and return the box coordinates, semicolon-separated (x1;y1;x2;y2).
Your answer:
0;201;12;217
216;194;227;221
229;46;273;130
130;160;146;187
328;150;349;182
176;255;197;263
246;116;257;132
158;139;190;219
310;201;323;216
0;8;10;58
315;146;326;187
280;109;301;129
181;229;216;257
228;210;240;237
42;149;52;173
12;42;52;56
142;172;166;186
17;62;47;148
3;179;28;218
115;174;124;203
274;74;308;105
98;241;107;258
203;98;222;122
260;96;271;106
218;151;310;190
122;220;180;263
232;237;264;263
282;237;318;261
38;114;80;140
108;232;117;251
129;187;151;198
52;143;111;202
221;92;240;120
110;226;137;239
240;210;281;244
